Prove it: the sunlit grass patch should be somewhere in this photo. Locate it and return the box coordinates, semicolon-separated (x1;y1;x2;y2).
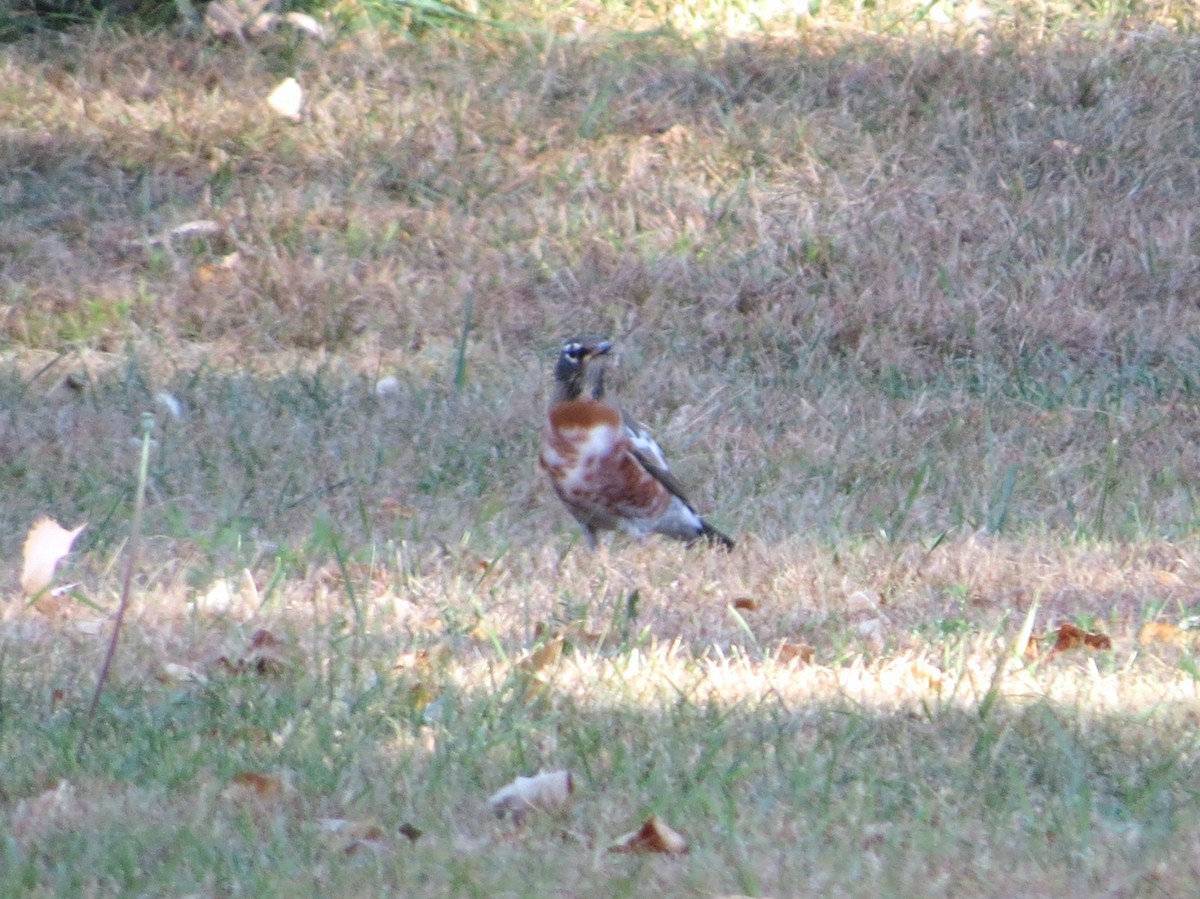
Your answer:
4;539;1200;895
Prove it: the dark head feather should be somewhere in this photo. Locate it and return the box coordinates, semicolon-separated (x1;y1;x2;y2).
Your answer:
552;337;612;402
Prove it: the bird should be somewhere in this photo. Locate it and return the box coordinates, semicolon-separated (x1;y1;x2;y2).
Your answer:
539;336;734;550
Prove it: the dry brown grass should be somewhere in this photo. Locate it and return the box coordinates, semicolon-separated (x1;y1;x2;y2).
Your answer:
4;1;1200;895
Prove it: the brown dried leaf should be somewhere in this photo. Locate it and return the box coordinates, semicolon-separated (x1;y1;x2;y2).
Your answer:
192;260;237;290
909;658;945;690
318;818;391;856
777;641;815;665
562;621;607;648
732;597;759;611
21;517;86;597
244;628;288;676
1048;623;1112;656
1051;623;1085;652
516;635;564;674
1139;622;1183;646
1152;569;1184;588
608;815;688;855
232;771;283;795
1024;633;1040;659
224;771;286;802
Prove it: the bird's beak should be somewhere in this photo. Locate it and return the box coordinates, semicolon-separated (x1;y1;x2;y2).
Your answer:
591;341;613;358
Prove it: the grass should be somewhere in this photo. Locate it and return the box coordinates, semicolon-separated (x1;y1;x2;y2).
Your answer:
4;0;1200;894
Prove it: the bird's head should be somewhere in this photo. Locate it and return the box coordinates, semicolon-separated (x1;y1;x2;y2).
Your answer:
553;337;613;401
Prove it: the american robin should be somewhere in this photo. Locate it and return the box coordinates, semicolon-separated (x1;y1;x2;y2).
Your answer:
539;337;734;550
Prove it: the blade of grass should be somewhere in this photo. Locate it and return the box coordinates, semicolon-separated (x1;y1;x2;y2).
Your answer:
454;291;474;392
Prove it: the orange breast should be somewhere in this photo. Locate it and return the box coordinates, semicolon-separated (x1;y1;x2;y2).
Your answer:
547;399;622;432
541;398;672;524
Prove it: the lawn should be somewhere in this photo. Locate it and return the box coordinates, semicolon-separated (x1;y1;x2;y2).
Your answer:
3;0;1200;895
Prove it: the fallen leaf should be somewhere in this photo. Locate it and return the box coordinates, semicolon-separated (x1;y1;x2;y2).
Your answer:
1152;569;1184;588
1051;624;1085;652
204;0;273;40
488;770;573;824
846;589;880;612
608;815;688;855
565;623;607;648
283;10;327;40
224;771;286;802
777;641;815;665
516;636;564;674
194;579;235;615
21;517;86;597
343;836;391;857
318;817;392;856
204;0;246;39
245;628;288;676
267;77;303;121
210;629;291;678
909;658;945;690
69;617;106;636
1048;623;1112;656
1139;622;1183;645
1024;633;1041;659
169;219;222;240
732;597;759;611
399;822;423;842
247;10;281;37
159;662;208;685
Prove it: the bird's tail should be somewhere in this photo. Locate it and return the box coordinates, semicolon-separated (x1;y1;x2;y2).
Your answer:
697;520;735;550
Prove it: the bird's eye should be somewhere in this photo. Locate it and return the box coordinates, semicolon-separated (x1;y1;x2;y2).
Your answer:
564;343;584;359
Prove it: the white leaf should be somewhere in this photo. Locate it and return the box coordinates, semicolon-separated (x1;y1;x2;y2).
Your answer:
283;11;327;41
267;77;303;122
21;517;86;597
169;219;222;240
161;662;208;685
487;770;573;823
249;11;280;37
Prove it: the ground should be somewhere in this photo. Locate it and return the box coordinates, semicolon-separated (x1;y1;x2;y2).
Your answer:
3;1;1200;895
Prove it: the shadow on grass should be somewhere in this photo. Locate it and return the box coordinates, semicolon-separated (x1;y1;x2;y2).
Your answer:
1;649;1199;896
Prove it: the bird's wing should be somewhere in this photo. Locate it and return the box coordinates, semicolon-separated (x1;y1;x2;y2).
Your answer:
629;445;697;510
621;408;670;471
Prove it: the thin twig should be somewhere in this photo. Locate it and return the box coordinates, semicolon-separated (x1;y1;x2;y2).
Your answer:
77;412;154;759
